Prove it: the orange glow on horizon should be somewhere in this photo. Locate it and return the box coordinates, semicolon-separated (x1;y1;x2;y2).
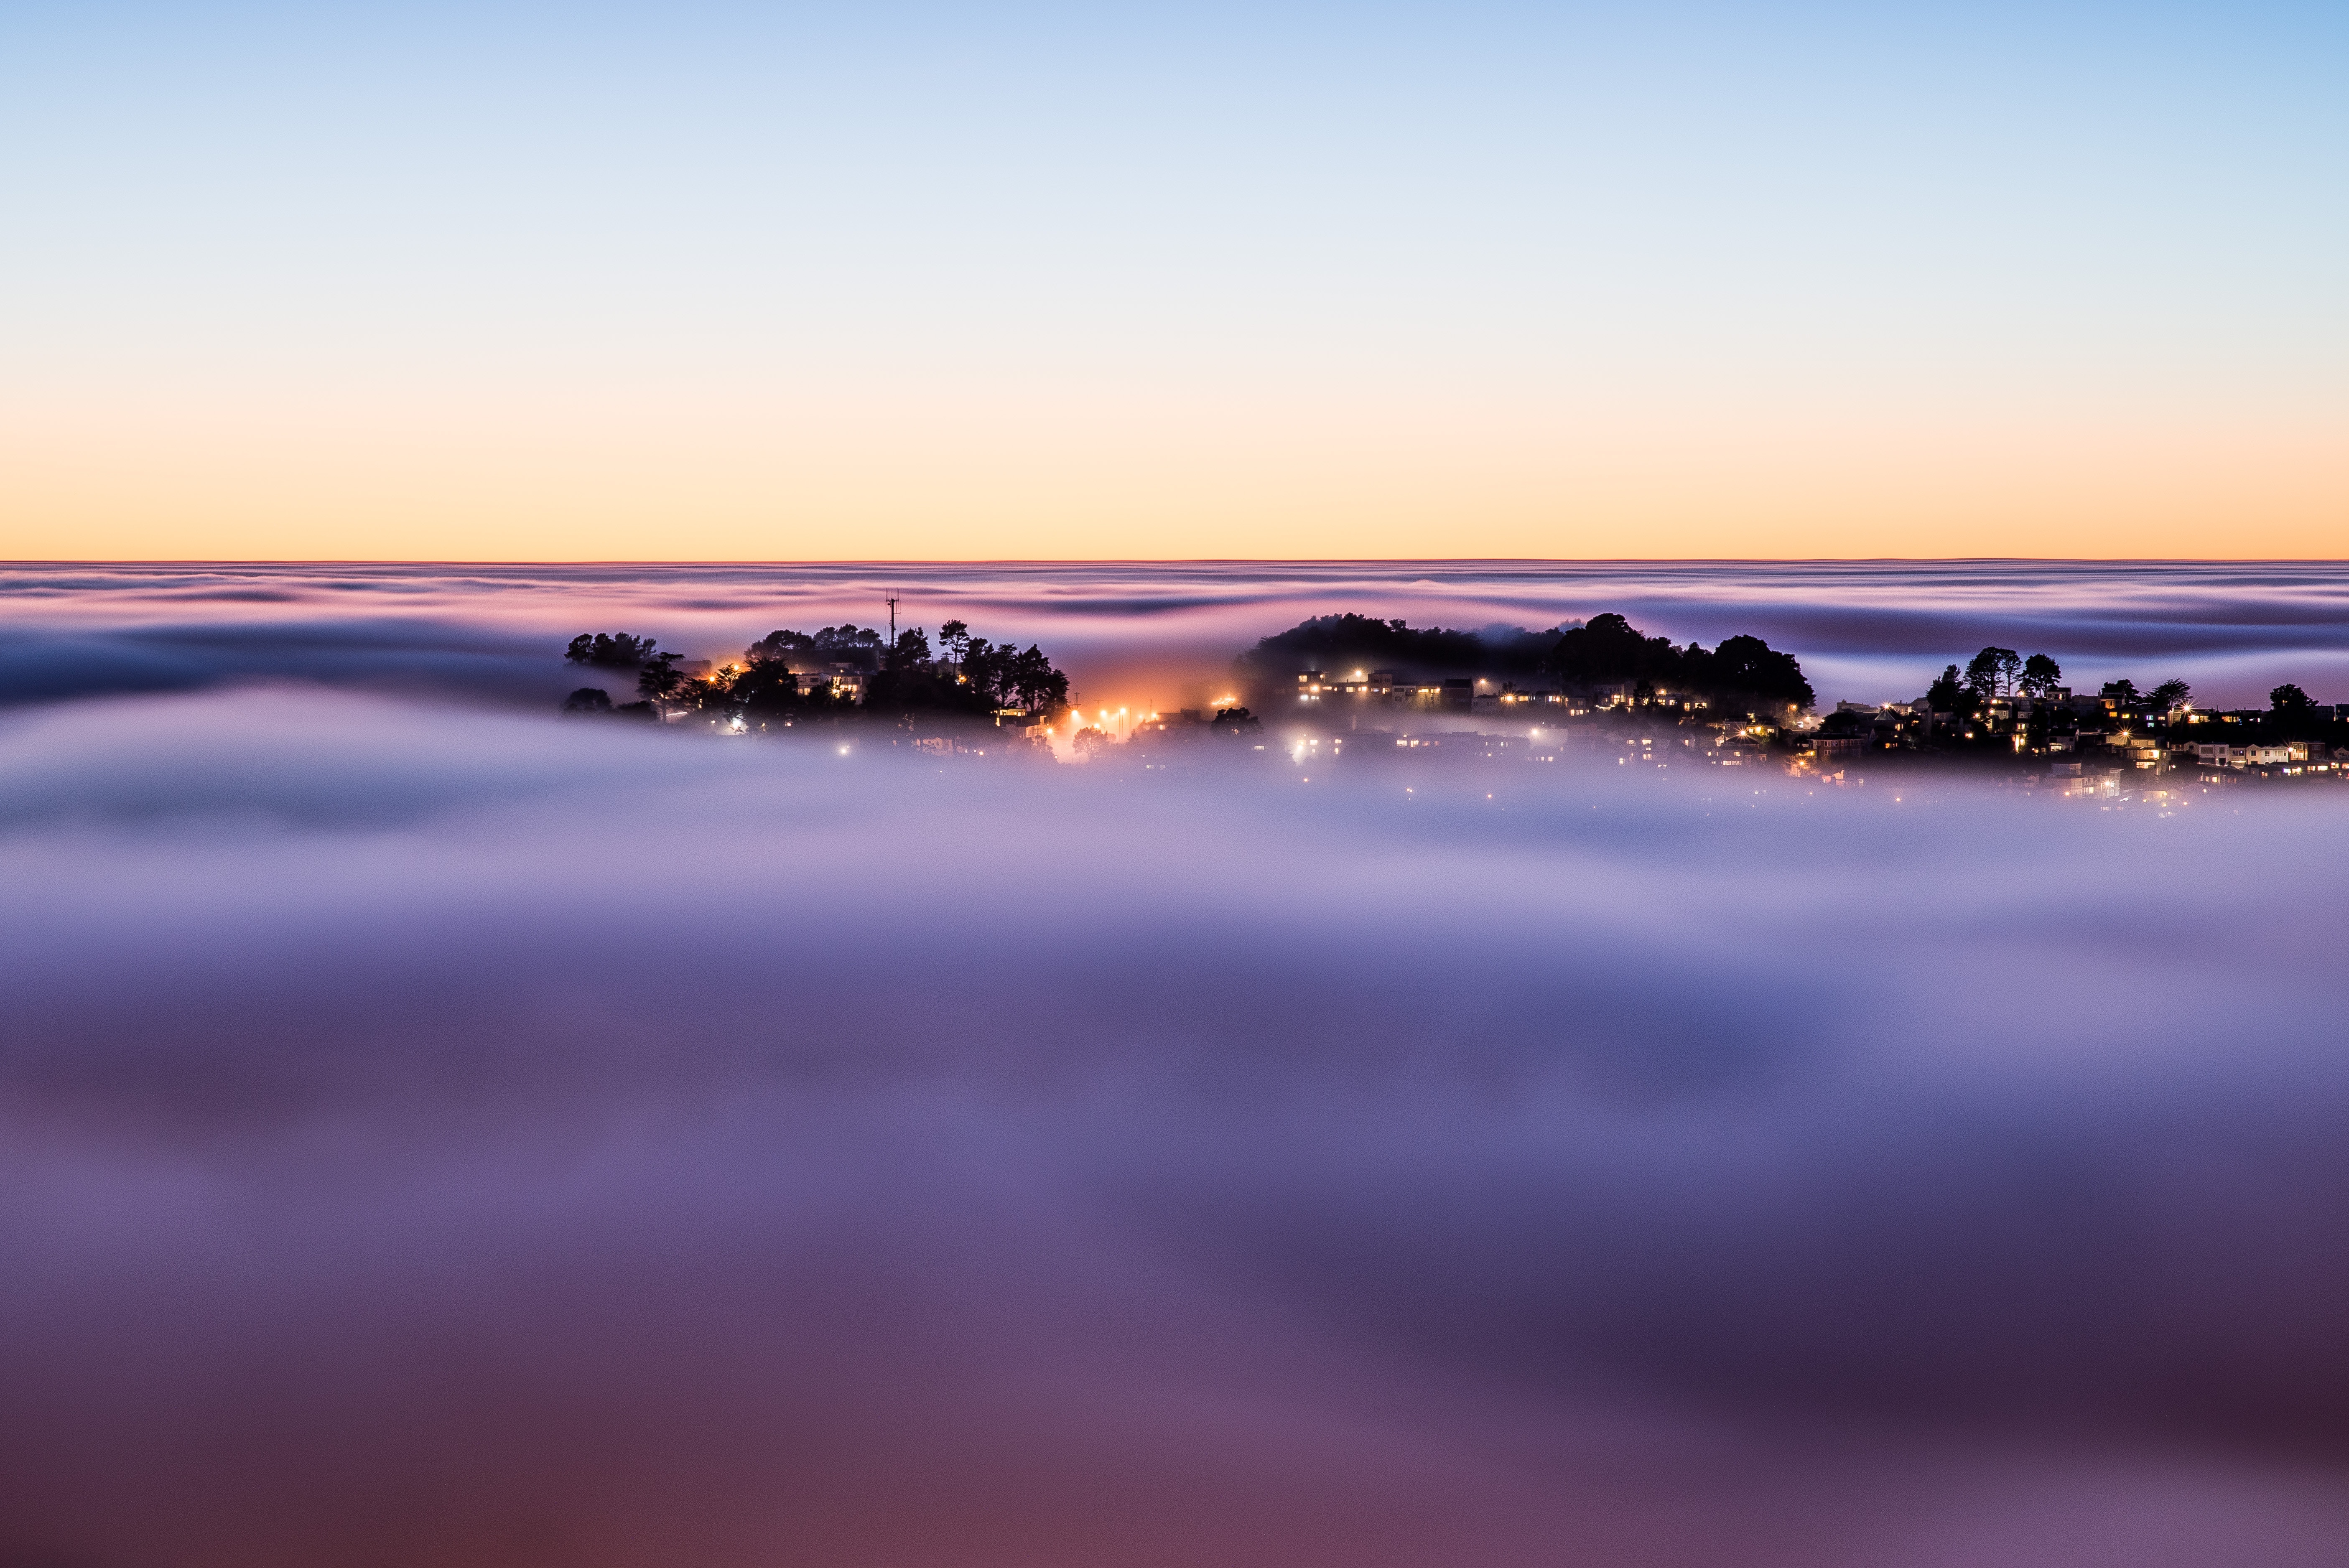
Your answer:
3;382;2342;560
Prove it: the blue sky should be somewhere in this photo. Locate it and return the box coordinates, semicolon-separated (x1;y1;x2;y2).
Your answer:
4;2;2343;557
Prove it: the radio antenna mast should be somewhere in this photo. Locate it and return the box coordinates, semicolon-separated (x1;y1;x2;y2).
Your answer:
886;592;900;645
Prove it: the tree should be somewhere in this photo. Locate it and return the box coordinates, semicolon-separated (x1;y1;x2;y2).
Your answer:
560;687;614;715
1072;727;1114;759
1927;664;1969;714
845;620;1070;718
1006;645;1070;716
889;626;932;670
2020;654;2063;698
565;633;662;669
1212;707;1261;735
1694;634;1813;713
812;626;883;661
1229;610;1809;717
671;674;734;717
2270;683;2316;733
731;662;800;718
1243;613;1539;682
2100;679;2140;708
746;629;815;663
747;625;887;674
958;636;1008;703
1548;613;1681;688
1965;647;2020;701
637;652;688;705
2148;678;2192;714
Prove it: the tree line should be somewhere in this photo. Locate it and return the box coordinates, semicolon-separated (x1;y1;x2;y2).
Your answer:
1237;611;1814;714
1918;647;2338;742
1924;647;2193;717
560;619;1071;724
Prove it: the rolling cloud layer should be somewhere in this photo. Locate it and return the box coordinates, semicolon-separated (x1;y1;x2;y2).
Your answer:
2;687;2346;1565
5;560;2348;713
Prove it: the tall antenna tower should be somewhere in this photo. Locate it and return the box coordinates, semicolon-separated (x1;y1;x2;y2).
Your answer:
886;592;900;645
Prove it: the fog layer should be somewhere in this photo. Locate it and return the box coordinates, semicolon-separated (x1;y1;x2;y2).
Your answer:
3;689;2346;1566
7;560;2347;711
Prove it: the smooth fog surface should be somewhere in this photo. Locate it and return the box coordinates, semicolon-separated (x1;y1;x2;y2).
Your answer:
3;686;2347;1566
6;559;2349;712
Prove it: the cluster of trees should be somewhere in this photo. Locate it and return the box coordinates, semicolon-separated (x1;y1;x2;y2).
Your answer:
1238;611;1812;715
1926;649;2056;714
1923;648;2193;719
1920;649;2339;740
563;632;679;719
745;625;884;664
560;619;1071;725
918;621;1070;715
1238;615;1558;681
840;621;1071;716
563;633;663;669
1546;614;1812;713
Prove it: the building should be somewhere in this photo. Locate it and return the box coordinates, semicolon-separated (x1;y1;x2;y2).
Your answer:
2196;743;2294;768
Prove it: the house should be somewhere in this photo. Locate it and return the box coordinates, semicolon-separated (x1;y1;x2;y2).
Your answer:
2196;743;2293;768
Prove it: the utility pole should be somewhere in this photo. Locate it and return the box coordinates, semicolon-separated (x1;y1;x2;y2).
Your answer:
885;593;899;647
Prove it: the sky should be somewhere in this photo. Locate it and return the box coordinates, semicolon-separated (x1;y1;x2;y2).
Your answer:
2;1;2344;561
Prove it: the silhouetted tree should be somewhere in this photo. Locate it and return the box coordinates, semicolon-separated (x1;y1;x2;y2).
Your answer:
888;627;932;669
746;629;816;662
1689;634;1813;713
637;652;688;705
1233;611;1813;716
2270;683;2316;734
1212;707;1262;735
2020;654;2064;698
2149;678;2192;714
731;662;800;718
565;633;662;669
560;687;614;715
1548;614;1682;688
1242;613;1542;682
1927;664;1969;713
1965;647;2020;701
1007;645;1069;715
745;625;884;669
669;674;736;718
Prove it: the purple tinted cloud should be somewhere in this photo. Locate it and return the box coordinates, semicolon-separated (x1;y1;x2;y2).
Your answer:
5;561;2348;712
0;689;2346;1565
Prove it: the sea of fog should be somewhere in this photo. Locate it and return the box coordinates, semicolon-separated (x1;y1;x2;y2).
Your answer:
6;560;2349;713
2;563;2348;1567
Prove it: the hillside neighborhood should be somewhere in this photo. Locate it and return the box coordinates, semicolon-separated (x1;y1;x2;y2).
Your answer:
559;610;2348;794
